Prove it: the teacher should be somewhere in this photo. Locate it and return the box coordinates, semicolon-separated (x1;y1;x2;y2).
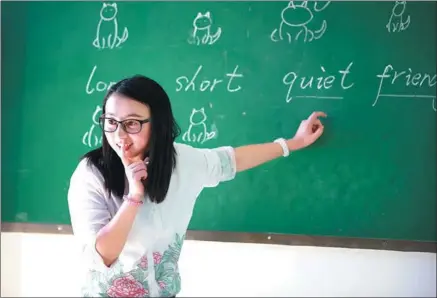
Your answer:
67;74;327;297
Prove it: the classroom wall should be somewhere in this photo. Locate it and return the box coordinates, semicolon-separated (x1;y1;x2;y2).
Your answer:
1;232;436;297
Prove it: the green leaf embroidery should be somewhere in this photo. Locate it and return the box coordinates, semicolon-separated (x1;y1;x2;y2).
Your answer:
89;270;101;281
85;233;185;297
98;281;108;293
130;268;146;283
163;234;183;264
164;272;180;294
154;233;185;296
105;263;126;286
142;278;150;286
160;288;172;297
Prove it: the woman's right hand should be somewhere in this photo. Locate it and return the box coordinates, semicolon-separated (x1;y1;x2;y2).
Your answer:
120;149;148;197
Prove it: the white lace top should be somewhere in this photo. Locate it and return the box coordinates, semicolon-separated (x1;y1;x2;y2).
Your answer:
67;143;237;297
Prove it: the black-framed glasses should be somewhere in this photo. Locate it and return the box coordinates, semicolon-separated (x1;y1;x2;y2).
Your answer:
99;116;151;134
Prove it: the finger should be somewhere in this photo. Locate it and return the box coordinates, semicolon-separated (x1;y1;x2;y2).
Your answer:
312;119;322;133
129;157;144;168
128;160;146;170
119;147;130;167
308;111;327;123
312;123;324;140
132;171;147;182
127;156;148;171
132;165;147;175
133;169;148;181
119;146;142;166
130;163;147;173
128;161;147;172
135;168;148;179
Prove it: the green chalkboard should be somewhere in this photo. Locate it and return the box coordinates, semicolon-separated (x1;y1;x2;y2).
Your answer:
2;1;436;242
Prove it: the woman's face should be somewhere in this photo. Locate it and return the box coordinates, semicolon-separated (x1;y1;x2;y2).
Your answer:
103;93;151;161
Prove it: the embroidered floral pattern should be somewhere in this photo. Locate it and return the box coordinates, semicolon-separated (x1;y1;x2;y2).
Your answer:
139;256;148;269
153;252;162;265
107;274;148;297
155;233;185;296
83;233;185;297
158;281;166;289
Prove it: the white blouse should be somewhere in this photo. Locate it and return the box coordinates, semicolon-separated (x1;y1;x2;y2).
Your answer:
67;142;237;297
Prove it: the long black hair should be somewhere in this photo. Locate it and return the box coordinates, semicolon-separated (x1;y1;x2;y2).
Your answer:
82;75;181;203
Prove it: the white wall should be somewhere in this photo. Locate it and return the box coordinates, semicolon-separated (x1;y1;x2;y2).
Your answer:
1;232;436;297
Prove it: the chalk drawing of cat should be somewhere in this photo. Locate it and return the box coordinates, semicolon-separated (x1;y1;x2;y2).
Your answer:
92;2;129;49
82;105;103;148
182;108;216;144
188;11;222;45
386;1;410;33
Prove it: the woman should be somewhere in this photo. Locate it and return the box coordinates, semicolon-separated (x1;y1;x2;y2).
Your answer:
67;75;326;297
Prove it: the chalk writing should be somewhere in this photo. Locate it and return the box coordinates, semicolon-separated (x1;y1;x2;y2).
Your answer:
182;107;217;144
373;64;436;111
86;65;117;95
386;1;410;33
82;105;103;148
188;11;222;45
271;1;330;44
283;62;354;103
175;65;243;93
93;2;129;50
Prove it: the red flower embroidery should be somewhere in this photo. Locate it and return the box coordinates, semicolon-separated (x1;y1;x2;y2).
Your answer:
107;274;148;297
153;252;162;265
138;256;148;269
158;281;166;289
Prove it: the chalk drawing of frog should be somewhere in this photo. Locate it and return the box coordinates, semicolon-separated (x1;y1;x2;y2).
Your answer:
271;1;331;43
182;107;216;144
386;1;410;33
188;11;222;45
92;2;129;50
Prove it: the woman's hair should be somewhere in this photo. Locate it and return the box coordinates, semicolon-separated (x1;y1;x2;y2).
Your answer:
82;75;181;203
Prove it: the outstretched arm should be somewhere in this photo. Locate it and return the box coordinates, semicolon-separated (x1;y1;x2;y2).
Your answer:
234;111;327;172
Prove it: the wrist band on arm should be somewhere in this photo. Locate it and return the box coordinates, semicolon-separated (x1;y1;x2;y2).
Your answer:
274;138;290;157
123;194;144;206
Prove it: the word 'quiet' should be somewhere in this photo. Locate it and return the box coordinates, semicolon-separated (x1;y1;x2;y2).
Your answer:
282;62;354;103
176;65;243;93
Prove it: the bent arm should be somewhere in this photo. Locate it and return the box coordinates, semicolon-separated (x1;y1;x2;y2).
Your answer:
68;161;142;271
94;199;141;267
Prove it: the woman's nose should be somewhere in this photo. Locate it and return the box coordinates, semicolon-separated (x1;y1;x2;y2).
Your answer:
115;124;128;138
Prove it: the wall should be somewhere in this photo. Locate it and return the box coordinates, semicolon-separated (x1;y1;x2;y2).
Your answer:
1;232;436;297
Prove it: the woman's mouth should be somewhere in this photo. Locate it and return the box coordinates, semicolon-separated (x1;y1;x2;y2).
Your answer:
117;143;133;151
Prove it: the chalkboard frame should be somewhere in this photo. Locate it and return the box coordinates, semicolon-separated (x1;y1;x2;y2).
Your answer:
2;1;435;251
2;223;435;253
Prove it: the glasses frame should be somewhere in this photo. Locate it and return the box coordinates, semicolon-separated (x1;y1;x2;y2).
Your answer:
99;116;151;134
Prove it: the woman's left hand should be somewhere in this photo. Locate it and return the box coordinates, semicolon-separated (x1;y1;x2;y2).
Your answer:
288;111;327;151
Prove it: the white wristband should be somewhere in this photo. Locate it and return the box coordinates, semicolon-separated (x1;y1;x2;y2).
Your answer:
274;138;290;157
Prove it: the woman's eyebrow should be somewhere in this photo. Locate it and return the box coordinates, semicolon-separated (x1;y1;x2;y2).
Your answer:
104;112;146;118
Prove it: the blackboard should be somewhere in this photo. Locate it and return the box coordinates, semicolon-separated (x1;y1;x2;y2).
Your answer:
2;1;436;243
